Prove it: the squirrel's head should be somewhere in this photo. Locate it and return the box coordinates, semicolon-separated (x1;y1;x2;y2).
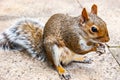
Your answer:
79;4;110;43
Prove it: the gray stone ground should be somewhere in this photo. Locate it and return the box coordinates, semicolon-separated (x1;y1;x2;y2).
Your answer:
0;0;120;80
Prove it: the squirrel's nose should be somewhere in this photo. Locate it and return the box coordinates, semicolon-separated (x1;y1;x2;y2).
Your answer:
100;35;110;42
105;33;110;42
105;37;110;42
103;34;110;42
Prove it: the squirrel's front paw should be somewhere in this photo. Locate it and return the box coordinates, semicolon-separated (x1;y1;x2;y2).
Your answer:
96;43;106;55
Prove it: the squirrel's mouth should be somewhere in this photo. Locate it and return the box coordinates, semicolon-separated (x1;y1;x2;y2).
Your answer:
89;38;109;44
89;39;103;44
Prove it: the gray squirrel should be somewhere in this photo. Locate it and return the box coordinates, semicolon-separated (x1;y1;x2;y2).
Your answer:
0;4;109;80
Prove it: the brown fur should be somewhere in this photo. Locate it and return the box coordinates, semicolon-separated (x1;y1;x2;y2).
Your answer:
18;21;43;53
43;4;110;80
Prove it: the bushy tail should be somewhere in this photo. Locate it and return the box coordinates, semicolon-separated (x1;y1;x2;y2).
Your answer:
0;32;23;50
0;18;46;61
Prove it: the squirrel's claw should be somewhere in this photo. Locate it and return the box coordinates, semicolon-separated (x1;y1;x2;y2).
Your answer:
73;58;93;64
82;58;93;64
96;43;106;56
57;65;71;80
60;72;71;80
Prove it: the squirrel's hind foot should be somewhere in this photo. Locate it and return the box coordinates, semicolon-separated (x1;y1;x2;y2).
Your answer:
56;65;71;80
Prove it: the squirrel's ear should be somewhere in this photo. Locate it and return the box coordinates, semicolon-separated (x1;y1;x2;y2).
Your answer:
81;8;89;22
91;4;97;15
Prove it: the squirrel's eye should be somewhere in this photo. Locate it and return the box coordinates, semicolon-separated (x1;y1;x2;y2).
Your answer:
91;26;98;32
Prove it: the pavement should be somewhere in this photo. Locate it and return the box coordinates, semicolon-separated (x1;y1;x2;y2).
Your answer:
0;0;120;80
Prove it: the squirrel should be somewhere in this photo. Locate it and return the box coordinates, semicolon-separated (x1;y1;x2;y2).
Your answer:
0;4;110;80
43;4;109;80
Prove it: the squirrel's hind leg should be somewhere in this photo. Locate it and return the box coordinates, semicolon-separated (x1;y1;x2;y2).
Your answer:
52;44;71;80
44;40;71;80
72;54;92;64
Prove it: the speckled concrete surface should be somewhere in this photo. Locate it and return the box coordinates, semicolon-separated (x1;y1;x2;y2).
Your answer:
0;0;120;80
